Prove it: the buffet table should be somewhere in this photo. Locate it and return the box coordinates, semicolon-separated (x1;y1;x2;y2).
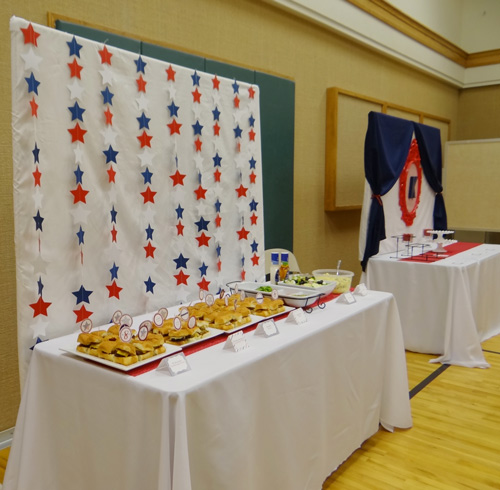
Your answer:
4;291;412;490
365;243;500;368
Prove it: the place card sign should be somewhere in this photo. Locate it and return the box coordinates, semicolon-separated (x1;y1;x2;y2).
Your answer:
338;292;357;304
354;283;368;296
255;319;280;337
158;353;191;376
224;330;249;352
286;308;307;325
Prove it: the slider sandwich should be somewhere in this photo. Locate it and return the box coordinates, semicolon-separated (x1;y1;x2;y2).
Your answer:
97;340;117;362
131;340;154;362
146;332;166;355
113;342;138;366
77;332;103;356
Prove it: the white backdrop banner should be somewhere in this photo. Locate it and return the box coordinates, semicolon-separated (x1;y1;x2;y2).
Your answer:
11;17;265;382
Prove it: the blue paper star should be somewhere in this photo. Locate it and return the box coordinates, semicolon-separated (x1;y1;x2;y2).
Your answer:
199;262;208;276
145;224;154;240
25;72;40;95
175;204;184;220
33;210;44;231
76;226;85;245
141;167;153;184
103;145;118;163
110;206;117;223
232;80;240;93
68;102;85;122
74;165;84;184
250;240;259;253
195;216;210;232
249;157;257;169
30;337;46;351
67;36;83;57
137;112;150;130
249;199;258;211
214;199;222;213
213;153;222;167
216;244;222;257
212;107;221;121
249;114;255;127
110;262;119;280
191;71;200;86
72;285;93;305
32;143;40;164
167;101;179;117
233;125;242;138
241;256;245;266
173;253;189;269
37;277;44;296
144;276;155;293
135;56;147;74
101;87;114;105
192;120;203;135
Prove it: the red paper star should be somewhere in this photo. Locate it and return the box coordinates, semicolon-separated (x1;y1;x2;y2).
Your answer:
249;128;256;141
111;225;117;242
106;280;122;299
251;253;260;266
214;168;221;182
248;86;256;99
212;75;220;90
176;221;184;236
68;58;83;79
74;305;93;322
196;232;211;247
217;259;222;272
237;227;250;240
98;45;113;65
30;97;38;117
167;119;182;135
166;65;176;81
215;214;222;228
29;296;51;317
250;213;258;225
107;166;116;183
194;185;207;200
192;88;201;103
70;184;89;204
249;171;257;184
144;241;156;258
104;107;113;125
68;123;87;143
235;184;248;198
140;186;156;204
236;142;241;153
170;170;186;186
174;270;189;286
197;277;211;291
234;96;240;108
21;23;40;46
137;130;152;148
33;166;41;186
136;75;147;92
194;138;202;152
241;269;246;281
213;122;220;136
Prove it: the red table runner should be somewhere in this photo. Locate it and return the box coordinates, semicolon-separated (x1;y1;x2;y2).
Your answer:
399;242;481;263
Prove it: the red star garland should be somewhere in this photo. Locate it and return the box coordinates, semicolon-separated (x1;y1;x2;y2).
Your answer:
234;96;240;109
192;88;201;103
136;75;147;92
194;185;207;200
241;269;246;280
68;123;87;143
166;65;176;81
235;184;248;198
248;86;256;99
196;232;211;247
237;227;250;240
215;214;222;227
98;45;113;65
170;170;186;186
167;119;182;135
251;254;260;266
174;270;189;286
194;138;202;152
213;122;220;136
249;172;257;184
70;184;89;204
249;129;256;141
214;168;221;183
140;186;156;204
33;166;41;186
250;213;258;225
21;23;40;46
30;97;38;117
111;226;117;242
68;58;83;79
106;281;122;299
104;107;113;125
74;305;93;322
137;131;152;148
217;259;222;272
144;242;156;258
212;76;220;90
29;296;51;317
176;221;184;236
197;277;211;291
107;166;116;183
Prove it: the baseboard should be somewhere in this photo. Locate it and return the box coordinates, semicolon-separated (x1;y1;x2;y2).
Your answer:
0;428;14;451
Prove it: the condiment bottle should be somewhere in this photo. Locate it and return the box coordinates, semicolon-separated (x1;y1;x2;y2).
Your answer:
279;253;289;281
270;252;280;284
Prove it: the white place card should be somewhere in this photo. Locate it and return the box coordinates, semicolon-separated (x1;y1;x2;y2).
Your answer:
224;330;250;352
157;352;191;376
338;292;357;304
286;308;308;325
354;283;368;296
255;319;280;337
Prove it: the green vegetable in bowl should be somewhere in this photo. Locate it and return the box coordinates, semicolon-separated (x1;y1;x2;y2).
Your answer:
256;286;273;292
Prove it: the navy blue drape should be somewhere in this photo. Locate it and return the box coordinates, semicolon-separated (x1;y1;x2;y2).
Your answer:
361;112;447;270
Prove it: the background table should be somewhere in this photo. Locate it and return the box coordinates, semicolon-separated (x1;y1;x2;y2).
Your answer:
365;243;500;368
4;291;411;490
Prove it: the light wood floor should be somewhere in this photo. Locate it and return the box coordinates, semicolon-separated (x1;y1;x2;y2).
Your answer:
1;335;499;489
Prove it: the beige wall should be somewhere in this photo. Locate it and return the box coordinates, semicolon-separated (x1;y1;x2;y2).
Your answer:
0;0;461;430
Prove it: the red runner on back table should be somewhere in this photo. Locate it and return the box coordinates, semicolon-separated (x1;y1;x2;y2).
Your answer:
400;242;480;263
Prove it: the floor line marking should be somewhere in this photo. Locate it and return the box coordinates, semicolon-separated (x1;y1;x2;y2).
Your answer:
409;364;450;399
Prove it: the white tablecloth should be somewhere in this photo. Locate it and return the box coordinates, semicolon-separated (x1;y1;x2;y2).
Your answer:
365;244;500;368
4;291;411;490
